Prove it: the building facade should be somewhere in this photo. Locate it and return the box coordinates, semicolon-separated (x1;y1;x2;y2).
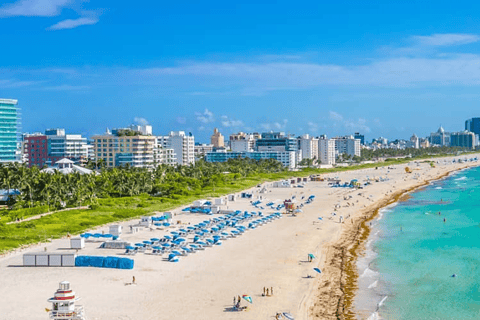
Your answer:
205;150;296;169
158;131;195;166
465;118;480;137
450;131;476;149
92;130;155;168
429;126;450;146
229;132;259;152
298;134;319;160
24;133;48;167
194;143;214;158
354;132;365;145
45;129;89;165
318;136;336;165
210;128;224;148
332;135;361;157
256;132;297;152
0;99;21;163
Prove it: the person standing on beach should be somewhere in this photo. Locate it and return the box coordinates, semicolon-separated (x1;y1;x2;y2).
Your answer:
271;287;273;295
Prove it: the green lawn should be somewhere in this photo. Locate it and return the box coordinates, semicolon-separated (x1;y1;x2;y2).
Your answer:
0;153;473;253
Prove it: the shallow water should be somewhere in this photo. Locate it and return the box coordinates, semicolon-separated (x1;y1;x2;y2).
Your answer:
356;167;480;320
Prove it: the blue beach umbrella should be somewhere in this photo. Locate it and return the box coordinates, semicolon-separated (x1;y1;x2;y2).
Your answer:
313;268;322;274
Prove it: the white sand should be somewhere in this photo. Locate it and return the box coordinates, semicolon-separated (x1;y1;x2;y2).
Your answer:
0;155;478;320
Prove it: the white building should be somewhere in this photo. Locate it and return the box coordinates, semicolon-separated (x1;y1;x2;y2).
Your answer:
332;135;361;158
158;131;195;165
45;129;89;165
229;132;259;152
153;138;176;166
318;136;336;165
129;124;153;136
194;143;214;158
298;134;319;160
409;134;420;149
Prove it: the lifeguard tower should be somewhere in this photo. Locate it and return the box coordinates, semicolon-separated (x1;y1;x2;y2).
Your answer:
47;281;86;320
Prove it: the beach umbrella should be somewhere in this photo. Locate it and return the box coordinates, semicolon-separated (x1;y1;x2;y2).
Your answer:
151;238;160;242
313;268;322;274
168;253;177;260
135;243;145;247
308;253;316;260
171;250;182;256
242;295;253;304
125;246;135;250
318;217;323;220
163;222;170;227
176;238;186;242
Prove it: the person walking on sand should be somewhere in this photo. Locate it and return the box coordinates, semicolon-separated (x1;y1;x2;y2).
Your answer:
263;287;266;296
233;296;236;305
132;276;136;284
266;288;269;296
271;287;273;295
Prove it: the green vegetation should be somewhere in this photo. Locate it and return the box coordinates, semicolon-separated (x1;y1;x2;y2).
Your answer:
0;149;476;253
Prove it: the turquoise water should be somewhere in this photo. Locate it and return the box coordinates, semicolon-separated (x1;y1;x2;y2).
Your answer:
357;167;480;320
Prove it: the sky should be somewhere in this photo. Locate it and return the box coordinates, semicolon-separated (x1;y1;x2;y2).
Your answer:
2;0;480;143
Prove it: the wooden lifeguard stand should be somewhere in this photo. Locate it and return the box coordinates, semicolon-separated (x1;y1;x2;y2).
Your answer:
47;281;86;320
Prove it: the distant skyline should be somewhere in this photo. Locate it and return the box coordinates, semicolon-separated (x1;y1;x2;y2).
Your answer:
1;0;480;142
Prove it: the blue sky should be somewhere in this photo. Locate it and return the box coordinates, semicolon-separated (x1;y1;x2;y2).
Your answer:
2;0;480;142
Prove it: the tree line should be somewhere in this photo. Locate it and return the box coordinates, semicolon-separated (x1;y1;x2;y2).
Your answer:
0;158;286;210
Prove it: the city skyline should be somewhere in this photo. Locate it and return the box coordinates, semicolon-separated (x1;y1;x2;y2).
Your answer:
2;1;480;141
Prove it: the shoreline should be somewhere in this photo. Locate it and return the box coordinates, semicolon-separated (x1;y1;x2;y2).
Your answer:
308;162;479;320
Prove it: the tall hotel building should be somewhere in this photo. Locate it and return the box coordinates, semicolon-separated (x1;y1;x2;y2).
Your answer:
92;129;155;168
0;99;21;163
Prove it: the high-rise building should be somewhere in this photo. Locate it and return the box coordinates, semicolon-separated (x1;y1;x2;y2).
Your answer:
210;128;225;148
153;138;176;166
409;134;420;149
194;143;214;158
205;150;296;169
465;118;480;137
256;132;297;152
45;129;89;165
332;135;361;157
429;126;450;146
92;129;155;168
318;136;336;165
450;131;476;149
230;132;259;152
354;132;365;145
24;133;48;167
0;99;21;163
158;131;195;166
298;134;319;160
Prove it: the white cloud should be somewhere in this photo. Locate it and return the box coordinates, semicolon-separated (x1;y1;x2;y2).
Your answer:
412;34;480;46
344;118;371;133
307;121;318;133
176;117;186;124
47;16;98;30
0;0;71;17
329;111;343;121
221;115;243;127
260;119;288;131
134;117;149;126
195;108;215;123
198;126;205;131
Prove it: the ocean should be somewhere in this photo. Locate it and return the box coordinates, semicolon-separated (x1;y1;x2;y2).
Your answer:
355;166;480;320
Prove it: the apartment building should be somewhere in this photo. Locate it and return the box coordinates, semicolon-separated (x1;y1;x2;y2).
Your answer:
92;130;155;168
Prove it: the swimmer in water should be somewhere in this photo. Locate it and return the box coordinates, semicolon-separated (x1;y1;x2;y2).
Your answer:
444;218;446;223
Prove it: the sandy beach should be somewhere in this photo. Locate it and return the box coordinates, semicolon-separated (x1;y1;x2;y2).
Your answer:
1;155;479;320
